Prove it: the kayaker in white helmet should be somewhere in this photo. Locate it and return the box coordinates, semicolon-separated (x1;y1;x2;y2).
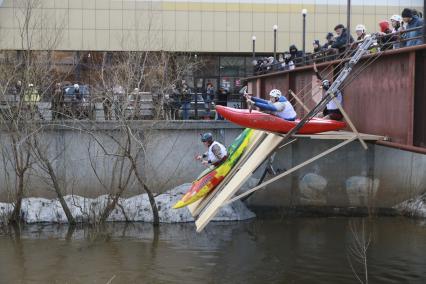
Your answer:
244;89;297;121
196;132;228;168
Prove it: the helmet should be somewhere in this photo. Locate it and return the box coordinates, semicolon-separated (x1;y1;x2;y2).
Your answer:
269;89;282;98
390;15;402;22
28;83;34;87
322;80;330;90
200;132;213;143
73;83;79;89
355;24;366;32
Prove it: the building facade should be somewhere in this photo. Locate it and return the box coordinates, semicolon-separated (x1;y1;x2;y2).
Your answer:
0;0;423;94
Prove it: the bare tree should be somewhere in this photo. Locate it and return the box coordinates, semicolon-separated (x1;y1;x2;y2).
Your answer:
347;219;371;284
81;51;200;226
0;0;69;224
30;133;76;225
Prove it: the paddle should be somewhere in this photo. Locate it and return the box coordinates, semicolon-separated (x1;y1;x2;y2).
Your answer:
240;86;254;113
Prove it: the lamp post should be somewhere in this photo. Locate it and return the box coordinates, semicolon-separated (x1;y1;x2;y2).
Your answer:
252;35;256;61
302;9;307;53
87;53;91;87
423;0;426;44
347;0;351;46
273;25;278;60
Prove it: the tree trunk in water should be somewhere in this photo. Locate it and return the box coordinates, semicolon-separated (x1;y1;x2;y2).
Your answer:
146;188;160;226
131;158;160;226
9;174;24;224
99;194;120;224
46;161;76;225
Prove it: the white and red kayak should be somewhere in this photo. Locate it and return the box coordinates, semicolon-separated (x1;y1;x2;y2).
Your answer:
216;105;346;134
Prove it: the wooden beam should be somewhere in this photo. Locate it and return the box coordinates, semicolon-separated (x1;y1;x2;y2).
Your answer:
195;133;285;232
330;92;368;150
294;131;384;140
224;136;357;206
289;89;310;113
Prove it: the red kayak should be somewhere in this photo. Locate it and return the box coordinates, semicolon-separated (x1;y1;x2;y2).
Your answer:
216;105;346;134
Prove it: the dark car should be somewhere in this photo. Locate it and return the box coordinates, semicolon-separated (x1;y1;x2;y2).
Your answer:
62;84;95;119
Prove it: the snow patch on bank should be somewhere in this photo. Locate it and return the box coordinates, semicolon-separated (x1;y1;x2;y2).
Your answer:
394;193;426;218
0;184;255;224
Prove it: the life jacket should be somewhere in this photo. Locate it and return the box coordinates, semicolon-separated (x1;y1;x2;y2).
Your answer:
24;89;40;105
273;96;297;120
326;90;343;110
208;141;227;165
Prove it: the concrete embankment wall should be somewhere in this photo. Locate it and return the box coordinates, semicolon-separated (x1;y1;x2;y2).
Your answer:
0;121;424;210
246;139;426;210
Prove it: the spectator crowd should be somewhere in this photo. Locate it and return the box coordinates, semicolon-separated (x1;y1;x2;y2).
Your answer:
254;7;424;74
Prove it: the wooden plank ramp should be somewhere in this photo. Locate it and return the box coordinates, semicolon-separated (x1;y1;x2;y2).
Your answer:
293;131;385;141
195;133;285;232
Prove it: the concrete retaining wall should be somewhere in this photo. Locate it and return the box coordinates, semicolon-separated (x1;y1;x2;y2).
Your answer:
0;121;424;209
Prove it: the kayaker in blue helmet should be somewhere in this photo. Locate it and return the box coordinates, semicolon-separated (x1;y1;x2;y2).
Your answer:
196;132;228;168
244;89;297;121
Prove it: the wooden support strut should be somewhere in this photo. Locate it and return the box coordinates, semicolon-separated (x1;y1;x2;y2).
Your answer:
289;89;310;113
223;136;357;206
290;85;367;149
329;92;368;150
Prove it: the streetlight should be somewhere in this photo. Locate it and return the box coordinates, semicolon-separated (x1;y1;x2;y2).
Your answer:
273;25;278;60
347;0;351;46
252;35;256;62
87;53;91;87
302;9;307;53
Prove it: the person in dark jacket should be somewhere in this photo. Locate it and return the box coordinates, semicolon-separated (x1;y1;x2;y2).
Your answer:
180;82;191;120
401;8;424;47
215;87;228;120
289;44;304;63
51;83;64;120
323;32;335;49
313;40;322;53
331;24;354;53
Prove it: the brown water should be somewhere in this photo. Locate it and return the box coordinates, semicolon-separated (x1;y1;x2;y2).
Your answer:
0;217;425;283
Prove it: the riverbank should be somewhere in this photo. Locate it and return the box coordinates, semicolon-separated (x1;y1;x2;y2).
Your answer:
0;184;255;224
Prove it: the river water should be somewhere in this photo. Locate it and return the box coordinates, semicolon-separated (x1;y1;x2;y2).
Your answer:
0;217;425;283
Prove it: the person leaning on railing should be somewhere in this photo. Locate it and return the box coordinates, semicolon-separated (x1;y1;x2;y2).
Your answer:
390;15;404;49
352;24;369;49
401;8;424;47
331;24;354;53
377;20;397;51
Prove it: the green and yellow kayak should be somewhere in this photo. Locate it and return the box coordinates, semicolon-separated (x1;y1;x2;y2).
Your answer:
173;128;253;209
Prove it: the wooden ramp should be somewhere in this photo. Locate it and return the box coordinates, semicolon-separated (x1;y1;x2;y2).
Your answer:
193;130;385;233
195;132;285;232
